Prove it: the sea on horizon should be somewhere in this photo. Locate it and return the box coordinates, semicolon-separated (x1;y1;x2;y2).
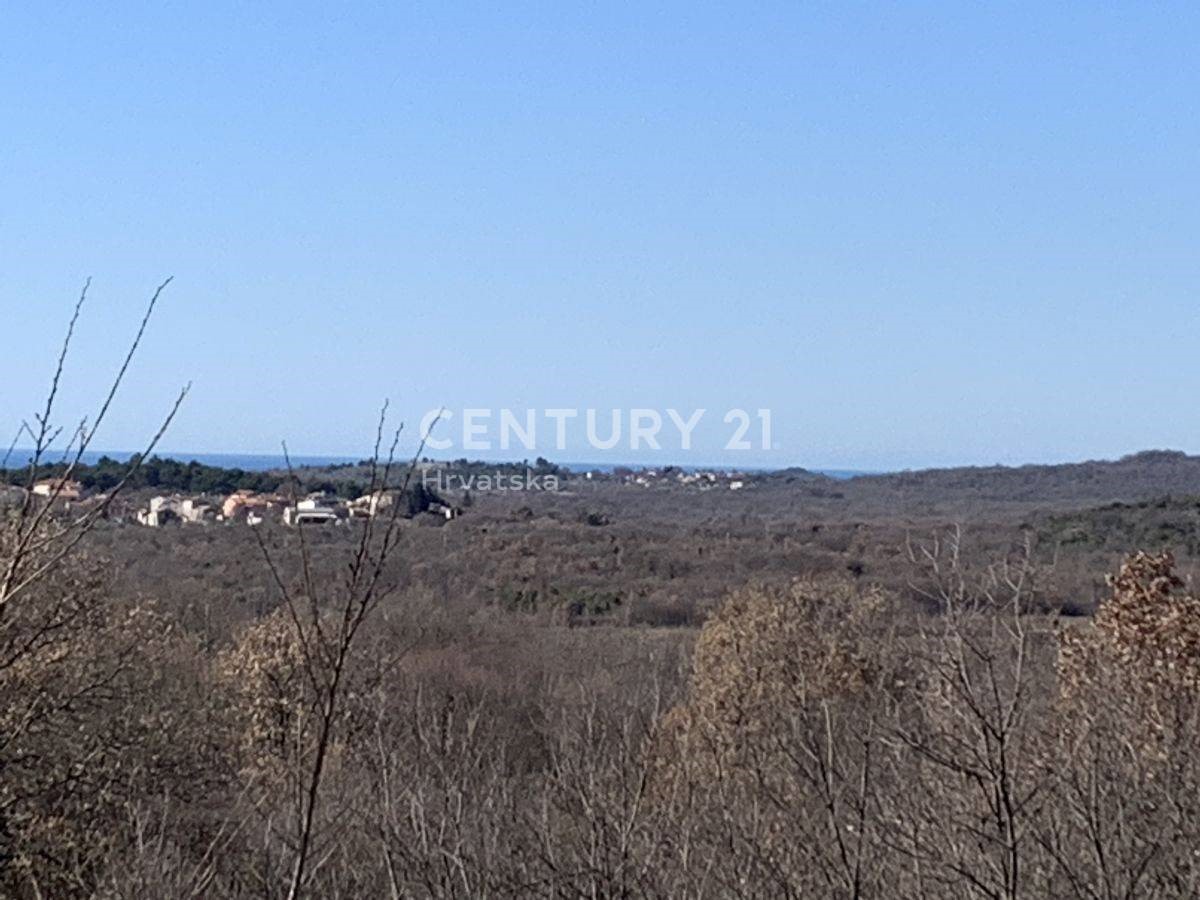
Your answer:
2;449;873;480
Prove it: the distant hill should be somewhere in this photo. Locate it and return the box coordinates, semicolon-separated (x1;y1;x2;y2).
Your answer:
761;466;834;483
825;450;1200;517
1039;495;1200;555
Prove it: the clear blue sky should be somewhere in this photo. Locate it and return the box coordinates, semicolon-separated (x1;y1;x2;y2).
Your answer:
2;3;1197;470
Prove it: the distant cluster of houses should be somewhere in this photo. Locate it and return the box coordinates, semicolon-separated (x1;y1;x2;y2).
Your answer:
15;479;460;528
135;489;459;528
585;468;750;490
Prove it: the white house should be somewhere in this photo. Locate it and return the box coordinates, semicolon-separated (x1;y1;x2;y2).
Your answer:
284;506;339;526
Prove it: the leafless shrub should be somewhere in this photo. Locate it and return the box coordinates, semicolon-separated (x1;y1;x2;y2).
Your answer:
238;406;436;899
0;281;189;897
883;531;1052;900
1;279;185;617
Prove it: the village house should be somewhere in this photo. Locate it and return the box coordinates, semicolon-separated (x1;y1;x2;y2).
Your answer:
138;496;180;527
137;507;174;527
137;494;213;527
180;498;217;524
222;490;287;522
32;478;83;501
348;490;394;519
297;494;339;512
283;505;339;526
221;490;257;520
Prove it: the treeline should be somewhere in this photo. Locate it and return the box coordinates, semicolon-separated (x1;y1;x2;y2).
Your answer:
1;453;567;501
0;455;374;498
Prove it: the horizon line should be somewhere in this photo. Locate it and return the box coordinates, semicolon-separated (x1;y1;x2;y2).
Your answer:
3;446;1194;478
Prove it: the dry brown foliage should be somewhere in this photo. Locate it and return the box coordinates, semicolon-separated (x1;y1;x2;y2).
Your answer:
1061;550;1200;695
664;578;887;770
